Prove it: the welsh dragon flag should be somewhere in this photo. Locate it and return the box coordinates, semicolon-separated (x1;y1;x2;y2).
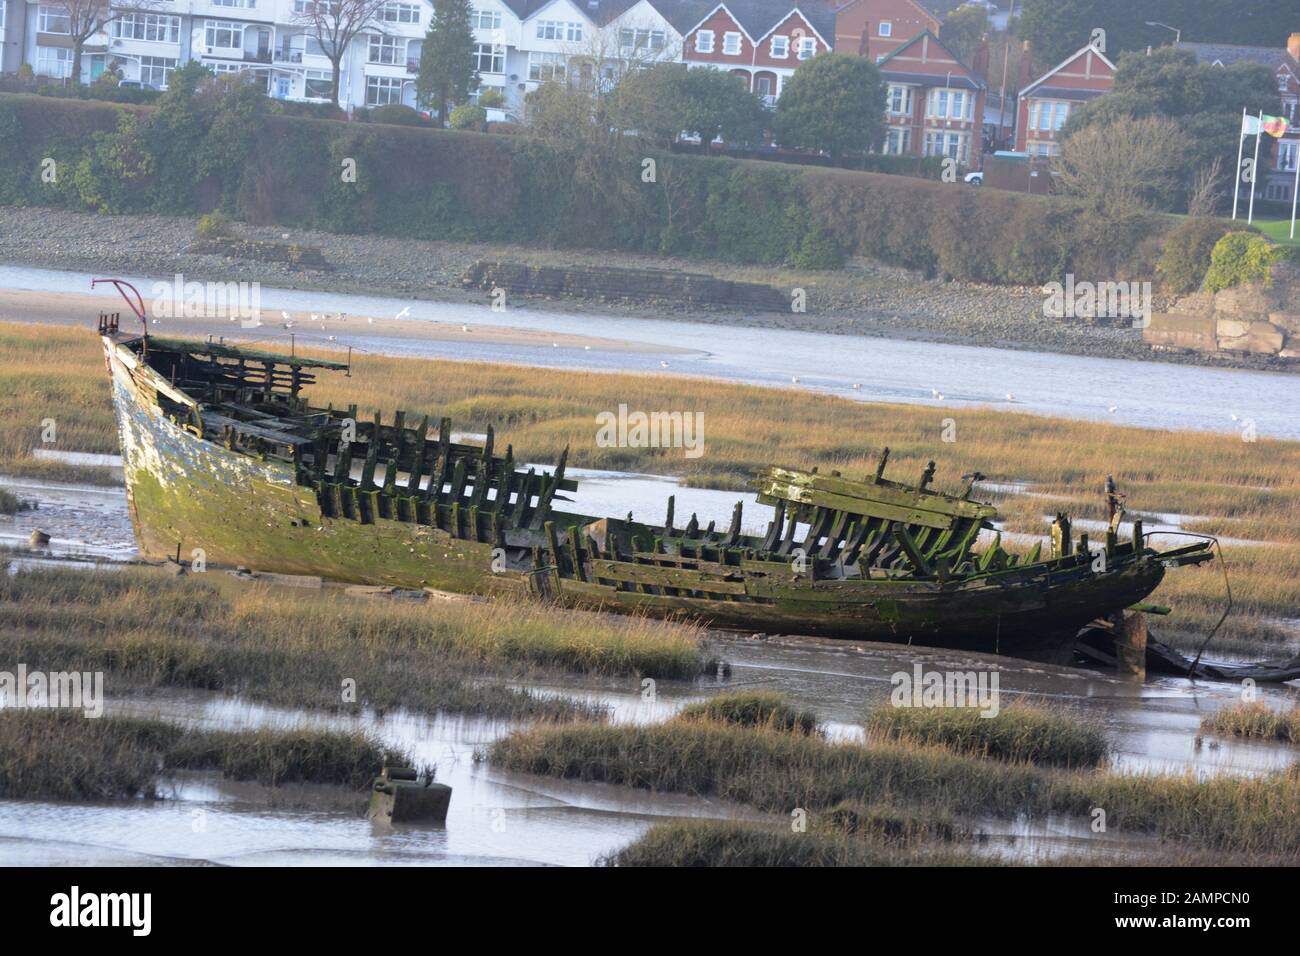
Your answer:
1242;113;1292;138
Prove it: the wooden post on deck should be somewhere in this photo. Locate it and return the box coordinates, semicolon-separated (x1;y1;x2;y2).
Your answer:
1115;611;1148;680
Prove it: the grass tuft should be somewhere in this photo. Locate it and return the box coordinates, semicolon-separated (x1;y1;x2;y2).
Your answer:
676;691;819;735
1202;702;1300;744
864;702;1110;769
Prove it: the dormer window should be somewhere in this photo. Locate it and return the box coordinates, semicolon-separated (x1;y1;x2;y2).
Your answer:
879;21;892;37
695;29;714;53
722;31;741;55
771;35;788;58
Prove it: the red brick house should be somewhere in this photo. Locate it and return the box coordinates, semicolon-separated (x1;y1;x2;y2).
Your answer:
833;0;946;63
1014;43;1116;156
681;1;836;104
877;30;985;166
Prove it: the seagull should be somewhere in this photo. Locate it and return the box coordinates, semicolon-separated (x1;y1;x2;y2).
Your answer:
936;393;944;401
1230;413;1239;421
552;342;559;348
584;345;591;350
281;232;290;240
931;388;940;398
461;324;469;332
395;307;410;319
852;383;861;390
791;376;799;384
367;316;373;324
660;361;669;368
281;310;290;320
327;335;336;341
1005;392;1014;401
1108;405;1118;413
310;313;319;322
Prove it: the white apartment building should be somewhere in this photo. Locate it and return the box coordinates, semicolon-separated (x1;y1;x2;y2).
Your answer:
3;0;687;116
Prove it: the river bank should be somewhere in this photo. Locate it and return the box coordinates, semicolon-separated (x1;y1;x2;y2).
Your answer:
0;204;1282;372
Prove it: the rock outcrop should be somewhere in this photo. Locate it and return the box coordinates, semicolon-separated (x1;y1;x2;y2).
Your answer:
1145;263;1299;360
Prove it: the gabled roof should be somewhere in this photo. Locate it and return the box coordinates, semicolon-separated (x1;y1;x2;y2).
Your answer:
877;29;986;87
1176;40;1299;72
681;0;836;45
1019;43;1115;98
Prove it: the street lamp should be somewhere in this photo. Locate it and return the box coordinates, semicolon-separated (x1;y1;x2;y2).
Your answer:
1145;21;1181;45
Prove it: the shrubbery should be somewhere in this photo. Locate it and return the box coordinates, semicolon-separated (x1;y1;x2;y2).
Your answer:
1157;218;1246;294
0;92;1190;283
1204;231;1283;292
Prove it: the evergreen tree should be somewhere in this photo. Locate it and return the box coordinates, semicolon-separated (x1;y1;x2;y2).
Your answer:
417;0;478;124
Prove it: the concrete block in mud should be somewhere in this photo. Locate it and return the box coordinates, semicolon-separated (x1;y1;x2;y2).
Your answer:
368;768;451;825
1142;313;1217;352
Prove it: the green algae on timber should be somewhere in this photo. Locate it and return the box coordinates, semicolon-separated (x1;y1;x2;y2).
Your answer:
0;565;703;722
0;710;405;801
865;701;1111;769
100;328;1214;661
490;719;1300;857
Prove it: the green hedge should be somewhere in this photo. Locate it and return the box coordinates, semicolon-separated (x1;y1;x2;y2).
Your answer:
0;93;1182;284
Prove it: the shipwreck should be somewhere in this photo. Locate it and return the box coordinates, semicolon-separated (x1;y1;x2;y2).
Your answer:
97;287;1218;665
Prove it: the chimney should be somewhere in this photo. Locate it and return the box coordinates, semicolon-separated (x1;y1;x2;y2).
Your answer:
972;34;990;78
1017;40;1034;88
1288;32;1300;61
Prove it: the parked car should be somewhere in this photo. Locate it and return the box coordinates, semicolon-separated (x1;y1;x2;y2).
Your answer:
964;171;983;186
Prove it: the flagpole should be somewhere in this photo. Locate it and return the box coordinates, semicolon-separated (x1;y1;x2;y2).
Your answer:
1247;110;1262;224
1233;108;1246;220
1291;148;1298;239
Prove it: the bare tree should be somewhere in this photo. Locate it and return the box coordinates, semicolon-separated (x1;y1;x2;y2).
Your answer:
48;0;160;86
1056;116;1188;215
293;0;390;109
1187;155;1226;218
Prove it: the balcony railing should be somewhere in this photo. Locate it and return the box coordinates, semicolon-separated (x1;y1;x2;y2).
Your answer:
274;50;303;63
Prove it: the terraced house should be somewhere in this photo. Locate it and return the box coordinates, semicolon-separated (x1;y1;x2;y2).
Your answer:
871;28;984;165
1013;42;1115;157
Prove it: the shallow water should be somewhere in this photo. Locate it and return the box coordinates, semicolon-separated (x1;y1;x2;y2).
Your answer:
5;264;1298;439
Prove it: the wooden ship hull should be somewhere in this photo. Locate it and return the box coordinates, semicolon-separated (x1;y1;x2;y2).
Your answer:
102;325;1214;661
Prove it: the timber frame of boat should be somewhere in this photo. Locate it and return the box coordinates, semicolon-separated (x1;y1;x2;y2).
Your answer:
97;295;1227;664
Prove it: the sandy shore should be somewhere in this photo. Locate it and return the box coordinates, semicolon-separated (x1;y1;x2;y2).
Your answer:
0;287;691;355
0;204;1288;372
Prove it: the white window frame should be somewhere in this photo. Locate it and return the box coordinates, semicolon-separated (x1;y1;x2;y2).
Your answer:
303;69;333;99
770;35;788;58
722;32;741;55
879;21;891;37
695;30;714;53
797;36;815;59
35;45;72;77
139;55;177;87
380;2;420;24
365;75;404;105
528;51;566;82
37;5;71;34
113;13;182;44
367;33;404;65
887;84;912;115
1279;141;1298;172
475;9;501;30
204;20;243;51
473;42;504;74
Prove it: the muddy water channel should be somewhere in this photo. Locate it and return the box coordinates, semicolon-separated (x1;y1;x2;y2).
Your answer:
3;467;1299;865
0;640;1296;866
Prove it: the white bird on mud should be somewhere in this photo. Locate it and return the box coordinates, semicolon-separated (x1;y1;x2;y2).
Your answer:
552;342;559;348
1005;393;1014;401
327;335;336;342
1108;405;1118;413
852;383;861;390
395;307;410;319
931;388;940;398
281;310;289;320
1230;413;1239;421
660;361;669;368
584;345;591;350
791;376;799;384
462;324;469;332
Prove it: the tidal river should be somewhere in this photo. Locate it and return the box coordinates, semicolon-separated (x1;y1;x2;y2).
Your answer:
3;265;1298;440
